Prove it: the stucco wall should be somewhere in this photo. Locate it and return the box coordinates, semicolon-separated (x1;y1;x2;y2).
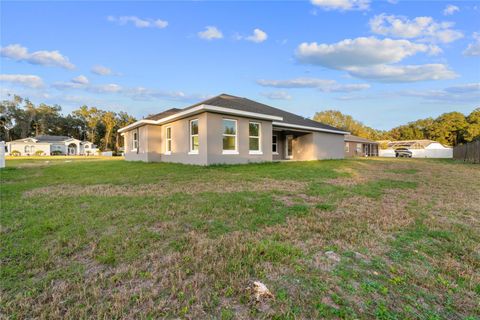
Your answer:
205;113;272;165
7;142;51;156
312;132;345;159
124;125;150;162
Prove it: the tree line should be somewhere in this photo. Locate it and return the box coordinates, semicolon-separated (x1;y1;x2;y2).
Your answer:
1;94;478;149
0;95;136;151
314;108;480;146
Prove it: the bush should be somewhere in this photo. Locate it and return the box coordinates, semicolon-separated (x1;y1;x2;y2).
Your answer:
10;150;21;156
51;150;64;156
35;150;45;156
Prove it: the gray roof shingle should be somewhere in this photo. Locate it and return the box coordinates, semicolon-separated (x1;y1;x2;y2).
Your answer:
184;94;346;133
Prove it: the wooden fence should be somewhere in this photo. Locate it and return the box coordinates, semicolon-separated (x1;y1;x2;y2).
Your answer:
453;140;480;164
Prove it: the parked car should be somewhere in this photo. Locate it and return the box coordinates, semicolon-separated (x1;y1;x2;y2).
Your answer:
395;148;413;158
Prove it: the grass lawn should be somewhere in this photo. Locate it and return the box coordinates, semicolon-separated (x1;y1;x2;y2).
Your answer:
1;157;479;319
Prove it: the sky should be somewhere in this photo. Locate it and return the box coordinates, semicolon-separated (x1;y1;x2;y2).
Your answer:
1;0;479;130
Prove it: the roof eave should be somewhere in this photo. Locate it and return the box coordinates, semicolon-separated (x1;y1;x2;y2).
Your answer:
272;121;349;135
118;104;284;133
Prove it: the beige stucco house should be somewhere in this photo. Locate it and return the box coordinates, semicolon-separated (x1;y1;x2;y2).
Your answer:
118;94;349;165
6;135;97;156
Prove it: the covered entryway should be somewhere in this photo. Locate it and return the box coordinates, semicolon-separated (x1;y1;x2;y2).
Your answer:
272;128;310;160
67;143;77;155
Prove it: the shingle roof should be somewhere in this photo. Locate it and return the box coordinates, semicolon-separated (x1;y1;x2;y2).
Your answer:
145;108;182;120
183;94;345;133
35;135;75;142
345;135;378;144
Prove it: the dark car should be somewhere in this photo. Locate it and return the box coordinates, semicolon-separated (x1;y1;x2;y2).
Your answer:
395;148;413;158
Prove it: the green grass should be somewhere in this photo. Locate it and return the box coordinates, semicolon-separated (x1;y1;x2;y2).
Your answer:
1;157;479;319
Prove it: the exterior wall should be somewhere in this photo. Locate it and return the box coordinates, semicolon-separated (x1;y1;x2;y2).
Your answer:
123;112;273;165
122;112;345;164
159;113;209;165
204;113;272;164
291;132;344;160
7;142;51;156
124;125;151;162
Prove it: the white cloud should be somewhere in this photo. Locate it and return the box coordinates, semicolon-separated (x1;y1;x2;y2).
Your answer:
260;91;292;100
257;77;370;92
463;32;480;56
369;14;463;43
91;65;119;76
347;64;457;82
72;75;89;85
402;83;480;102
294;36;454;82
443;4;459;16
245;29;268;43
198;26;223;40
310;0;370;11
125;87;210;102
0;74;44;88
107;16;168;29
296;37;436;69
0;44;75;69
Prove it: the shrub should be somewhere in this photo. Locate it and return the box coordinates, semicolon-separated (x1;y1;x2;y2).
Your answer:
51;150;64;156
34;150;45;156
10;150;21;156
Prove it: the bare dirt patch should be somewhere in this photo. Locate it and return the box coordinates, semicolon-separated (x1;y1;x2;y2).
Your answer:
23;178;308;198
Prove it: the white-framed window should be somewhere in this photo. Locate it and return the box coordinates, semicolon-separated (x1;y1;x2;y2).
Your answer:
222;119;238;154
85;145;90;149
356;143;362;153
165;126;172;154
24;146;30;153
189;119;199;154
132;132;138;151
249;122;262;154
345;143;349;152
272;135;278;154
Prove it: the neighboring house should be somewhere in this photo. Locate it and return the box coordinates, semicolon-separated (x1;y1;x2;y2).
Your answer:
344;135;379;157
378;139;453;158
118;93;349;165
6;135;97;156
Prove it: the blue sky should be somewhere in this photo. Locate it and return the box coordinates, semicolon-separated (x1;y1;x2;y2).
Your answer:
1;0;479;130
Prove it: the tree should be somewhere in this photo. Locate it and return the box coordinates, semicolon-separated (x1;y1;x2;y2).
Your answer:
429;112;468;146
102;111;117;150
73;106;104;144
313;110;381;140
464;108;480;142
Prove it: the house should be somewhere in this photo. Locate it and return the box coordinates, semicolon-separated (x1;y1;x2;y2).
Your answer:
6;135;97;156
344;135;379;157
118;94;349;165
378;139;453;158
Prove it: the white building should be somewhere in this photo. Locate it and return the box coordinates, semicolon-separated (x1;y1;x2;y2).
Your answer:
378;140;453;158
6;135;98;156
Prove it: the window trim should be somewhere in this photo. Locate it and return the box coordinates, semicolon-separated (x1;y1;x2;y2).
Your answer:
272;134;278;155
249;121;262;155
188;119;199;155
222;118;238;155
345;143;349;153
165;126;172;155
132;131;138;151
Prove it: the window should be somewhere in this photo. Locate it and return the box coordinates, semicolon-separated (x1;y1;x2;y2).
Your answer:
189;119;199;154
166;127;172;154
85;145;89;149
356;143;362;153
222;119;237;154
132;132;138;150
272;135;278;154
345;143;349;152
24;146;30;153
249;122;261;154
